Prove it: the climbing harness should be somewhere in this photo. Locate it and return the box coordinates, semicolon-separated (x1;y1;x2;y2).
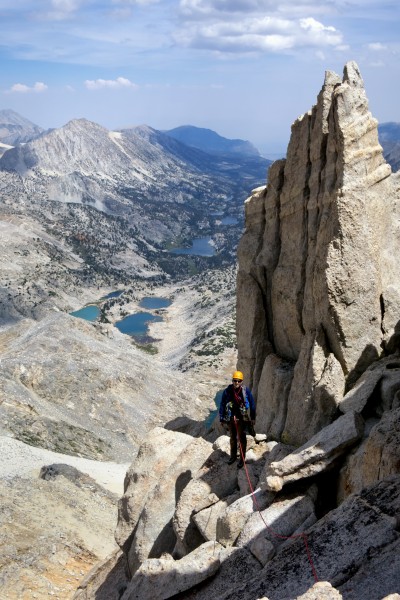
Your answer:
233;416;319;583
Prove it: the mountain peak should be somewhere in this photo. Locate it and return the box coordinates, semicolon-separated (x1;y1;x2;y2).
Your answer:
163;125;260;157
0;109;44;145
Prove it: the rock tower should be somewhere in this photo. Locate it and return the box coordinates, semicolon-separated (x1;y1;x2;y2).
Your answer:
237;61;400;445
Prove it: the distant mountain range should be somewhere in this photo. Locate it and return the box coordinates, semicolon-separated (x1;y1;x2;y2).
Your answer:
377;122;400;142
1;109;398;171
0;116;269;224
163;125;260;157
0;110;271;309
378;123;400;172
0;108;45;146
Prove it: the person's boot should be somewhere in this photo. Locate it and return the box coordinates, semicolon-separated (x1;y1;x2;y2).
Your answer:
227;456;236;465
237;457;244;468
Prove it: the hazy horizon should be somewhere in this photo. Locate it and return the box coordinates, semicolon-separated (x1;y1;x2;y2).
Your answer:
0;1;399;154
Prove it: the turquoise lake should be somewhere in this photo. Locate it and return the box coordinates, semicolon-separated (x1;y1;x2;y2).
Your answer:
70;294;171;342
115;312;163;338
139;297;171;309
205;390;223;430
70;305;100;321
170;237;215;257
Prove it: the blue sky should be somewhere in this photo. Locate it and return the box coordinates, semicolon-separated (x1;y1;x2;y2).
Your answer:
0;0;399;154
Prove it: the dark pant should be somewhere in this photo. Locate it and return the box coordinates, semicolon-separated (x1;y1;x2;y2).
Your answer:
229;418;247;459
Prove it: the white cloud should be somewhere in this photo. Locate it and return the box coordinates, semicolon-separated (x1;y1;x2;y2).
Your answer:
84;77;138;90
6;82;48;93
299;17;341;45
38;0;82;21
368;42;387;51
175;15;343;53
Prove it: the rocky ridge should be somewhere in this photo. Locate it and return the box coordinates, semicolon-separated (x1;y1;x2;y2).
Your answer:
74;62;400;600
0;118;269;253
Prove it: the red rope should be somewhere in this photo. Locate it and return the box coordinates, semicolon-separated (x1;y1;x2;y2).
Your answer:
234;417;319;583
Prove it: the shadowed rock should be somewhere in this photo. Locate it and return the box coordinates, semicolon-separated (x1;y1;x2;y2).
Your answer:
121;541;222;600
338;407;400;500
216;476;400;600
236;492;316;565
340;354;400;415
115;428;194;553
172;448;240;556
216;488;275;547
263;411;364;492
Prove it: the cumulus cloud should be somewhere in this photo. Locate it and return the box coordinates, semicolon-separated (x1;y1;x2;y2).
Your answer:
7;82;48;93
84;76;138;90
175;14;343;53
299;17;341;44
175;0;345;55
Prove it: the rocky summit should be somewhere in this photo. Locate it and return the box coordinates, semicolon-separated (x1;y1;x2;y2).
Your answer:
71;62;400;600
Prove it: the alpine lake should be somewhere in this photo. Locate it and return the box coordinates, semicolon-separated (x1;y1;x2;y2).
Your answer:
70;295;171;344
70;221;234;341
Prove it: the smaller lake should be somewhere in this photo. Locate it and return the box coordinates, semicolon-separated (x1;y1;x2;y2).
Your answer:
115;312;163;338
70;305;100;321
102;290;124;300
205;390;223;430
139;297;171;310
170;237;215;257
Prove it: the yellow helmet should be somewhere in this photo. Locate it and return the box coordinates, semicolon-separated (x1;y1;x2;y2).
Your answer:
232;370;244;381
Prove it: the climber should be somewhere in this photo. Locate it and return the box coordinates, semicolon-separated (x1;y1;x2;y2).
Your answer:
219;370;256;468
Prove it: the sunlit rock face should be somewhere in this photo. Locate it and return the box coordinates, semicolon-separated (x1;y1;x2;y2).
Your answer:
237;61;400;445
